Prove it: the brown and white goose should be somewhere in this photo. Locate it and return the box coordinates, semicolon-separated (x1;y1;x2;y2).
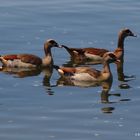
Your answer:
62;28;136;63
54;53;119;82
0;39;61;68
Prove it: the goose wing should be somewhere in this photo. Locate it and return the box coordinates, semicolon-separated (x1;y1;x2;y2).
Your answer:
84;48;109;57
2;54;42;66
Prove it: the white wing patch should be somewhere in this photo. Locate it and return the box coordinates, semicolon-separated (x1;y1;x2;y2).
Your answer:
71;73;97;82
6;60;36;68
85;53;103;61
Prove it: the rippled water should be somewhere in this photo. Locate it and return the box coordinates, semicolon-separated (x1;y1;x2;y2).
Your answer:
0;0;140;140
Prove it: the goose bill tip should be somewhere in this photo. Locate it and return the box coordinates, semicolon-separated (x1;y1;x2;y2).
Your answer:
133;34;137;37
59;45;63;48
132;33;137;37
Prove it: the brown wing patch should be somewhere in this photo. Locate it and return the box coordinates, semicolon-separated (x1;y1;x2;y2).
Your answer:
18;54;42;66
84;48;109;57
61;67;76;74
3;54;18;60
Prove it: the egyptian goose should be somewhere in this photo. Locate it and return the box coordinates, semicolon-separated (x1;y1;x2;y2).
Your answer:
62;28;136;62
0;39;61;68
54;53;119;82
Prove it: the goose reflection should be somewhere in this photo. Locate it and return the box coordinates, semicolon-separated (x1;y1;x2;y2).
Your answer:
116;59;135;82
56;76;120;113
0;66;55;95
57;75;112;89
0;67;41;78
42;68;55;95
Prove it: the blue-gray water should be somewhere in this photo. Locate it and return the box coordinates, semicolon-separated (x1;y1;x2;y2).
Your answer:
0;0;140;140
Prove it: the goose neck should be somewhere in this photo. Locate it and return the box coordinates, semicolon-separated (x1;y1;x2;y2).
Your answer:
117;34;125;49
102;61;111;74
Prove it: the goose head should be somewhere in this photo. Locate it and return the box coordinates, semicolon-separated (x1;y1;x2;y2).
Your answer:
44;39;62;48
119;28;137;38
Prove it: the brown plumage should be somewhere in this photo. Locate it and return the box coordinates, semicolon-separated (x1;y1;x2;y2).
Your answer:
0;39;61;68
2;54;42;66
62;28;136;63
82;48;108;57
54;53;119;82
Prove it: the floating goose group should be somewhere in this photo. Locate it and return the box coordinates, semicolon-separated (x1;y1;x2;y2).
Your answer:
0;28;136;84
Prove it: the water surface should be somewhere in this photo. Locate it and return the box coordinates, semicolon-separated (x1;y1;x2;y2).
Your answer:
0;0;140;140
